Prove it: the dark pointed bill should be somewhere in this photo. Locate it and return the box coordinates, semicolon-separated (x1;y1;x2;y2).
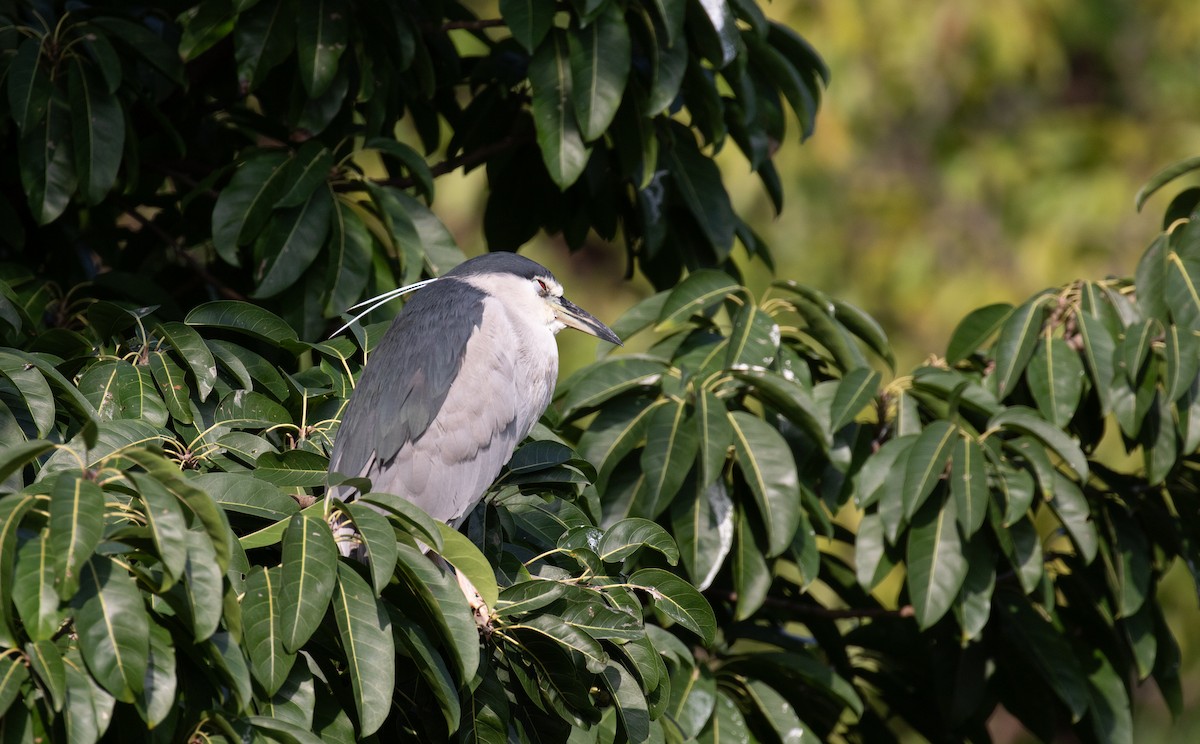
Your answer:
553;296;622;346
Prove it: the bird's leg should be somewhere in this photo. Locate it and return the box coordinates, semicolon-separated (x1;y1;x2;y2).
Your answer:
432;554;490;626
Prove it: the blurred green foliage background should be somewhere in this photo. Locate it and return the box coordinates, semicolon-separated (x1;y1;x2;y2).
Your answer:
429;1;1200;740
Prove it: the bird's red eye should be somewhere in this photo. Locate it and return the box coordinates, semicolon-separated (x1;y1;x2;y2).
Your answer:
536;279;549;293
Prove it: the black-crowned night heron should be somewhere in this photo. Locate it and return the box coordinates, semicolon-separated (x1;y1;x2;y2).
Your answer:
328;252;621;549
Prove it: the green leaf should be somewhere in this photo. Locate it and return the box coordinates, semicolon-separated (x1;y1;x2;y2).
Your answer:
697;691;750;744
393;542;479;683
690;0;741;67
138;622;176;727
728;411;801;556
599;517;679;565
78;360;168;426
174;526;226;642
1076;310;1116;415
742;679;813;744
131;473;190;590
216;389;291;428
68;56;125;204
1135;154;1200;211
950;435;987;537
1165;249;1200;333
664;135;737;261
278;142;335;208
1117;318;1157;384
558;357;666;420
630;568;715;644
854;512;893;590
638;398;700;518
211;151;292;264
1164;322;1200;402
0;346;56;438
13;536;63;641
902;420;956;519
148;351;193;423
49;474;105;599
186;300;299;345
0;500;39;645
244;566;297;696
433;522;499;610
529;29;590;188
725;303;780;369
502;0;555;52
511;613;609;674
75;556;150;702
946;303;1012;364
8;37;52;133
234;0;296;91
279;514;339;652
671;479;734;590
732;506;770;620
296;0;349;97
997;593;1090;721
561;600;642;640
0;651;30;720
337;503;397;595
252;188;333;298
360;491;444;551
568;4;631;143
601;661;651;744
195;472;298;520
157;320;219;402
26;639;65;713
656;270;741;331
906;496;967;629
830;367;880;431
178;0;235;60
332;563;395;737
991;296;1049;400
495;580;566;617
955;537;995;641
1047;472;1097;563
988;406;1088;482
1026;337;1085;428
694;388;733;487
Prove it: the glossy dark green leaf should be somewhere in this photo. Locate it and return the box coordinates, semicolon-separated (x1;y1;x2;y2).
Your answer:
393;542;479;683
671;478;734;591
697;690;750;744
728;411;801;556
178;0;235;60
599;517;679;565
854;433;915;508
694;388;733;487
75;556;149;702
195;471;297;520
495;581;566;617
90;17;184;83
558;357;666;420
279;514;338;652
732;506;770;620
530;29;589;188
1136;155;1200;210
78;360;168;426
157;320;219;403
656;270;741;331
1026;337;1085;428
830;367;880;432
647;22;688;115
244;566;296;696
296;0;349;97
901;420;956;519
433;522;499;610
235;0;296;91
130;473;190;589
186;300;299;345
854;511;893;590
335;503;396;595
742;679;814;743
215;389;291;429
211;151;291;264
569;3;630;141
1143;390;1177;485
639;398;699;517
68;56;124;204
26;639;65;713
49;474;105;600
907;496;967;629
946;303;1012;364
8;37;51;133
1164;322;1200;402
600;660;650;744
277;143;334;209
950;435;987;536
1118;319;1157;385
1164;248;1200;333
630;568;715;644
360;491;443;551
252;188;333;298
1076;309;1116;415
510;612;609;674
997;593;1089;721
560;600;642;641
0;644;29;719
1047;473;1097;563
332;563;394;737
725;303;780;369
175;526;225;642
955;537;995;641
502;0;554;52
147;350;193;423
19;100;75;223
991;296;1048;400
1003;516;1043;594
664;136;737;260
365;137;434;202
12;536;63;641
137;622;176;728
989;406;1088;482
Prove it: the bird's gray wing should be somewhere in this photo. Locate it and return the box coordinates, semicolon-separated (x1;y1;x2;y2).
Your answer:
345;294;556;525
328;279;486;492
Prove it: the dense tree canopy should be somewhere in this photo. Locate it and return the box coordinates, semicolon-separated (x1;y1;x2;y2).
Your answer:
1;1;1198;742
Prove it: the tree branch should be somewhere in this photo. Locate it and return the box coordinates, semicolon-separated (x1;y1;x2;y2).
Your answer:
357;129;533;192
122;208;247;301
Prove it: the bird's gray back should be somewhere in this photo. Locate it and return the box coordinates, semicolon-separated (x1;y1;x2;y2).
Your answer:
329;280;558;525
